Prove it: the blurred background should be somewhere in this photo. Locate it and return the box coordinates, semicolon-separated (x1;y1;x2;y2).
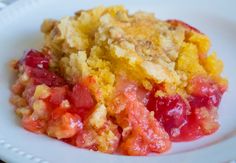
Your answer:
0;0;15;10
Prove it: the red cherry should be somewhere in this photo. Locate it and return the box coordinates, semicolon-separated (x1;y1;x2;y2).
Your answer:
23;49;49;69
25;66;65;87
147;94;189;139
69;84;95;120
188;76;224;108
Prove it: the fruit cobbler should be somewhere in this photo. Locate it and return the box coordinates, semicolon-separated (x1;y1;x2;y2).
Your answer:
10;6;228;156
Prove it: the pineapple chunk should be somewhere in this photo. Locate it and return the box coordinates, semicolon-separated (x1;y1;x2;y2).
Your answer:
97;129;118;153
88;103;107;129
34;84;51;99
15;107;32;118
32;100;47;119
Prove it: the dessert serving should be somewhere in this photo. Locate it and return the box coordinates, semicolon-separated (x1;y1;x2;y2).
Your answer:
10;6;228;156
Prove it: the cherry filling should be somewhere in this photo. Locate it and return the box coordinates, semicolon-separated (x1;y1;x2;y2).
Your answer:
187;76;224;108
18;49;227;154
20;50;96;139
25;67;66;87
22;50;65;87
68;83;95;121
23;49;50;69
20;50;94;118
146;77;226;141
147;94;189;139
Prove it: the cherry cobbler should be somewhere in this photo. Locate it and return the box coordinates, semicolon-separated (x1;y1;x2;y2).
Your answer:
10;6;228;156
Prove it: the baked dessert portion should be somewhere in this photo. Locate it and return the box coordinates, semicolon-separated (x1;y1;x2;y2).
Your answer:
10;6;228;156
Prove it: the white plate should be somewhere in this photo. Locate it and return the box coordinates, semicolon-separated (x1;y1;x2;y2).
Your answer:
0;0;236;162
